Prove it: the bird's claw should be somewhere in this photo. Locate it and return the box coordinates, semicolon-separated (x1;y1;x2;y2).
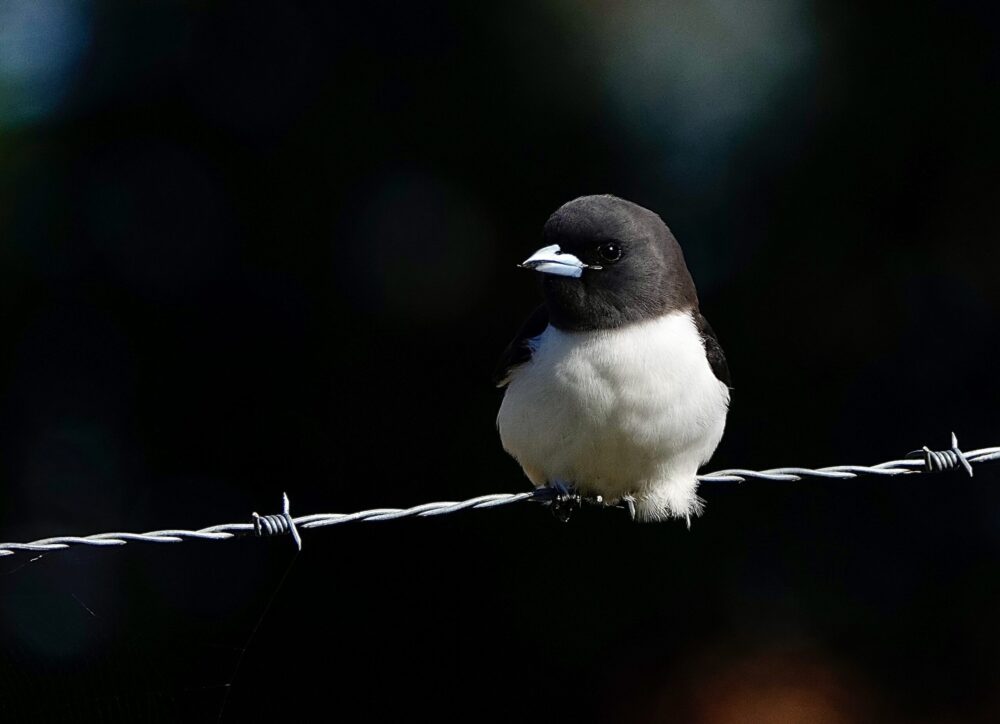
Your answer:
535;482;640;522
541;480;581;522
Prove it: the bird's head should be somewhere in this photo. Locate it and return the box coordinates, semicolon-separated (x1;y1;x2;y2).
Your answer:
519;195;698;330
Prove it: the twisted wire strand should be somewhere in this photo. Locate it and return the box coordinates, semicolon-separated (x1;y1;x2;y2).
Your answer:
3;441;999;560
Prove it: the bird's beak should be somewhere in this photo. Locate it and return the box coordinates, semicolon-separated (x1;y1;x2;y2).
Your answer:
518;244;586;278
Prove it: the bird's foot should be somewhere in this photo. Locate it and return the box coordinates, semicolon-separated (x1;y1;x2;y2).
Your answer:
535;481;624;522
539;480;582;522
548;479;574;497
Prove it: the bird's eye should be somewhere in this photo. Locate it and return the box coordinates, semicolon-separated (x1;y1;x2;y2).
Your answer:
598;242;623;263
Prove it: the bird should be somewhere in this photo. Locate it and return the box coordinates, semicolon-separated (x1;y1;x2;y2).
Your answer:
494;194;731;522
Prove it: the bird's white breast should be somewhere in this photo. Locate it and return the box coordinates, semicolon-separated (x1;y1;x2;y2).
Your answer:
497;310;730;519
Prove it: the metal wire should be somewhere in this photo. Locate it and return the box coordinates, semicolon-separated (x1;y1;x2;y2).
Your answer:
3;436;999;560
253;492;302;550
913;432;975;477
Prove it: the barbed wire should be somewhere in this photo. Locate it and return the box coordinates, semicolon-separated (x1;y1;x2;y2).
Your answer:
2;434;999;561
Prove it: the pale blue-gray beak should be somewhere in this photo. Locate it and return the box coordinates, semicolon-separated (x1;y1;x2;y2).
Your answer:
518;244;591;278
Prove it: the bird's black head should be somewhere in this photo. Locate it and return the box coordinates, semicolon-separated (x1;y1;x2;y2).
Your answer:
521;195;698;331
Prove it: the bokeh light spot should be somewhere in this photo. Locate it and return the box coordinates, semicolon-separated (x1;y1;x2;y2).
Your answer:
0;0;91;128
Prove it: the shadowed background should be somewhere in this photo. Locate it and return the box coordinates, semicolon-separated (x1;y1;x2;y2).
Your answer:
2;1;1000;721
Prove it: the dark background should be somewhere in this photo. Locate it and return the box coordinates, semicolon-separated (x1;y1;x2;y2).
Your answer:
2;1;1000;722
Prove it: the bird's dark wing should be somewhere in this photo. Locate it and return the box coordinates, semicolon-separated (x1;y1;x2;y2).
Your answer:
694;311;732;388
493;305;549;388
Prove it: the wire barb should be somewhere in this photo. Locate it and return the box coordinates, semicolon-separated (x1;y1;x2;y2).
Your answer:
252;493;302;550
909;432;974;477
2;437;999;561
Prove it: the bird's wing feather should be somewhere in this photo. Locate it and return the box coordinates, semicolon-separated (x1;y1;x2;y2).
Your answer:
693;311;732;388
493;305;549;388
